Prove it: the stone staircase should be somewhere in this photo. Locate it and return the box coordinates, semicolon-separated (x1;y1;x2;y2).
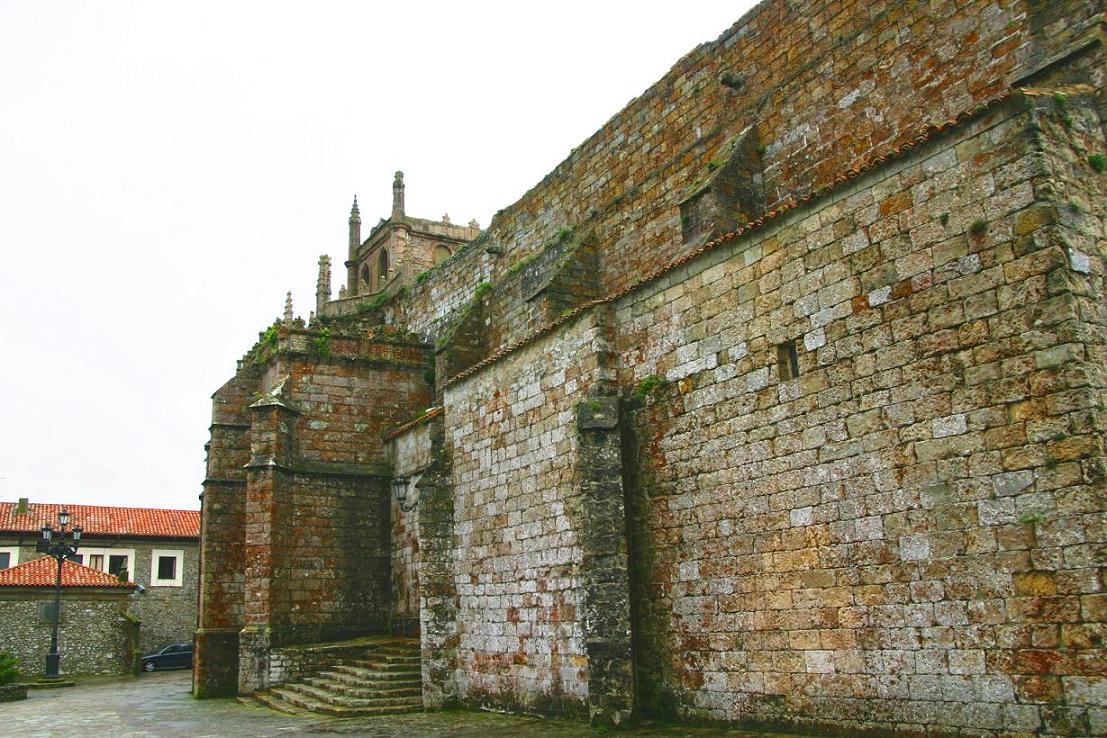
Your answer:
245;639;422;717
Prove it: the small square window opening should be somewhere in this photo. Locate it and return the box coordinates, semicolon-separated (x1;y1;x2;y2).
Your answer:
150;549;184;586
158;556;176;581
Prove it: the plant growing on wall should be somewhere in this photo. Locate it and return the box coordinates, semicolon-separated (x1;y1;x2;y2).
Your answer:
312;327;332;359
635;374;668;399
473;282;493;300
250;320;282;365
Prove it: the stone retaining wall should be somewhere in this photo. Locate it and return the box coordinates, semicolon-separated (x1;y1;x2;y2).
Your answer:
0;592;137;677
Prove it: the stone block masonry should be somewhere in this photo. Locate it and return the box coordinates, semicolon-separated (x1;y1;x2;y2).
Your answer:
198;1;1107;734
196;324;432;697
612;91;1107;736
440;310;625;719
389;0;1106;359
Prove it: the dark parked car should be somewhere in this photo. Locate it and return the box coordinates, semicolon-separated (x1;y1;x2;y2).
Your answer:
141;642;192;672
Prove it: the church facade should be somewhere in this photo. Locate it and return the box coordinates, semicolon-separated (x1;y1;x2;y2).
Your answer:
196;2;1107;735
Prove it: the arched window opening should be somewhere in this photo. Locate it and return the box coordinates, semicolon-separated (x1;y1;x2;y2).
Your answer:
360;264;372;288
433;245;452;265
377;249;390;289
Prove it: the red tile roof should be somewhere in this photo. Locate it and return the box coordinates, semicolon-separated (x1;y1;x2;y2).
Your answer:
0;556;138;589
0;502;199;539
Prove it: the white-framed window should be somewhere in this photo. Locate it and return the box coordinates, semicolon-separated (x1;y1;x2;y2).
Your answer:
150;549;184;587
72;547;135;582
0;546;18;569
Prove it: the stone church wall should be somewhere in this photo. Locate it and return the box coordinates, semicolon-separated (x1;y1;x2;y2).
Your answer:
197;326;434;696
613;92;1107;735
439;309;633;719
198;1;1107;732
409;83;1107;734
390;0;1104;359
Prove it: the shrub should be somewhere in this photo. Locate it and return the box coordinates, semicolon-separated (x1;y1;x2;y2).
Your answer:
0;652;20;685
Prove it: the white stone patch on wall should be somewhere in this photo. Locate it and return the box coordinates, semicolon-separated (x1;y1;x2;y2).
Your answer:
804;650;835;674
790;507;814;526
746;367;770;392
899;534;931;561
1069;248;1092;274
803;327;826;351
931;414;967;438
868;285;892;306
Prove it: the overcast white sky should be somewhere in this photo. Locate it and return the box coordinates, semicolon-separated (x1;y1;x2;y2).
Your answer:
0;1;756;511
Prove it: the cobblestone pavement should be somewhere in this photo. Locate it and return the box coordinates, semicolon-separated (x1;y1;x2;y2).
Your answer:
6;671;818;738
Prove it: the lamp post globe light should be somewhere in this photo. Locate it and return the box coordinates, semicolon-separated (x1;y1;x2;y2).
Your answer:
36;509;82;680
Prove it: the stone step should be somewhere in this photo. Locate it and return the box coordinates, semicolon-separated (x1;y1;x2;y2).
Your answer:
348;658;420;672
242;691;311;716
316;668;420;688
270;687;421;717
329;663;420;681
361;647;420;657
362;653;421;665
245;638;424;719
301;676;421;699
281;680;423;709
369;650;420;660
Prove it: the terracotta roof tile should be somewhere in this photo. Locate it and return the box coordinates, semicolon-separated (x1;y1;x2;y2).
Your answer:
385;406;444;440
0;556;137;589
0;502;199;539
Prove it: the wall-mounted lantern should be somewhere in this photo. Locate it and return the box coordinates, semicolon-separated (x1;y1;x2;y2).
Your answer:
391;477;417;512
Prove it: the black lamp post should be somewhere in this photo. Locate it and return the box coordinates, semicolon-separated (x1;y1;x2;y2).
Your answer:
392;477;417;512
36;509;82;680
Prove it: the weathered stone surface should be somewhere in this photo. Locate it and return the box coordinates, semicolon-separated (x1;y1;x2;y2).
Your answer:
0;592;137;677
198;3;1107;736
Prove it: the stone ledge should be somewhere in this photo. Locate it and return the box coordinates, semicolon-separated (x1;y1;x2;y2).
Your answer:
27;678;74;689
0;683;28;700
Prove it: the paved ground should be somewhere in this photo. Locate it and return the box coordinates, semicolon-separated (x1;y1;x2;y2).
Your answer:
6;671;814;738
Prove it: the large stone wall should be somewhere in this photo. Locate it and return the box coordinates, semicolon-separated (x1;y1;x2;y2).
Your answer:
378;1;1104;359
198;2;1107;733
390;83;1107;734
0;592;137;677
197;324;433;696
612;91;1107;735
438;309;634;722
